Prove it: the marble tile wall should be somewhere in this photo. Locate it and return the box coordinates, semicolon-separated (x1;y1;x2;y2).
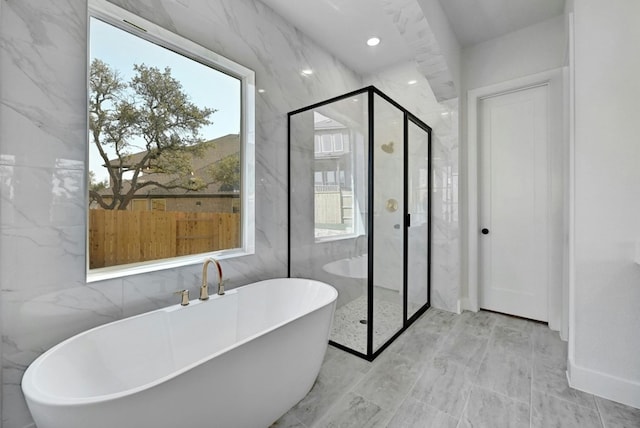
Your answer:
377;0;458;101
0;0;362;426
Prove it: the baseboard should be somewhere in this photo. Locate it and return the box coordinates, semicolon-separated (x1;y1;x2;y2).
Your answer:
460;297;478;313
568;357;640;409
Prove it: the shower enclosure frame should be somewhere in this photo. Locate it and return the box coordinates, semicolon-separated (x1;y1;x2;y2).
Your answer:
287;86;432;361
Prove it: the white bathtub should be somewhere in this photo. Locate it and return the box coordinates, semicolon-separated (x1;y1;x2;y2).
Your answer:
22;278;337;428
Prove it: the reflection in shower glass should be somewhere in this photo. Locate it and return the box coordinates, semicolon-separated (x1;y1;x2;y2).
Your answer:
313;112;360;240
372;93;404;352
289;93;369;354
289;87;431;360
407;119;430;319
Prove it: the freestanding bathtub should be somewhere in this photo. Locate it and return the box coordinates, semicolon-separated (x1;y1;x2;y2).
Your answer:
22;278;337;428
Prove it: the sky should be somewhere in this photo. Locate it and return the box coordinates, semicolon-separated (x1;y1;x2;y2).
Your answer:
89;17;241;182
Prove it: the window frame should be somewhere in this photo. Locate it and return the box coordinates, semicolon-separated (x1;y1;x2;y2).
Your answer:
86;0;255;282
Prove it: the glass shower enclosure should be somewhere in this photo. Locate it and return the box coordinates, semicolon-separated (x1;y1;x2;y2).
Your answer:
288;86;432;360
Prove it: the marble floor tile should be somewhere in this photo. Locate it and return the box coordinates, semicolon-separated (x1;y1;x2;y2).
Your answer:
531;390;603;428
274;311;640;428
352;352;421;411
410;357;475;418
451;310;497;337
532;323;567;364
596;396;640;428
384;326;441;367
270;411;306;428
319;392;390;428
532;357;596;409
325;345;372;375
386;396;458;428
489;325;533;358
492;312;536;334
421;308;460;334
475;348;532;403
290;348;371;426
437;331;489;371
459;386;530;428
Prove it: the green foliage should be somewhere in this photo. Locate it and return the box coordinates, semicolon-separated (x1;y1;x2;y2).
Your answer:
88;170;108;194
210;153;241;191
89;59;216;210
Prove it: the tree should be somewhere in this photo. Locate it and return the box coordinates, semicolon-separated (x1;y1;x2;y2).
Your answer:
210;153;240;191
88;170;108;194
89;59;216;210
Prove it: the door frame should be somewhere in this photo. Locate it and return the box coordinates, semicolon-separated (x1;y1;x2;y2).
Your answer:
464;68;566;333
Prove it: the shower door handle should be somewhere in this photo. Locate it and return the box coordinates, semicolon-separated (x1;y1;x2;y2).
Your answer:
407;213;411;228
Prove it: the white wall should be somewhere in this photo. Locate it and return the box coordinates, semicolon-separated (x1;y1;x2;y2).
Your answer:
462;14;566;91
0;1;361;426
460;15;567;308
568;0;640;408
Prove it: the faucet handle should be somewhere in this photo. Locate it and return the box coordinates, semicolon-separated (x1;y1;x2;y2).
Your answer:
174;289;190;306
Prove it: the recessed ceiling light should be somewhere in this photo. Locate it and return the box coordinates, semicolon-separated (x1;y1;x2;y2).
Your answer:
408;80;417;85
366;37;380;47
301;69;313;75
258;89;265;93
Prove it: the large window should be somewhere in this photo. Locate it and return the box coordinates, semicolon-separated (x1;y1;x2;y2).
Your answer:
88;0;255;281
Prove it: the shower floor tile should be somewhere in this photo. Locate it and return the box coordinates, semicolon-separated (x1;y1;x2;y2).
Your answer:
329;287;421;354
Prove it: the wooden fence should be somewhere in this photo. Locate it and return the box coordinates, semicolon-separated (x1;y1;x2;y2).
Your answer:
89;210;240;268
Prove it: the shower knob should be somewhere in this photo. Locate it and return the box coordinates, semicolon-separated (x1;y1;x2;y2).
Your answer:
481;228;489;235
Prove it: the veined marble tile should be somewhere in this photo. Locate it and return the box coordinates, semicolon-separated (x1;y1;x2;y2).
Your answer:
385;323;441;366
475;348;532;404
290;348;370;427
437;331;488;371
269;411;305;428
1;281;123;365
0;225;86;291
410;357;475;418
0;0;87;170
493;312;537;334
533;323;568;364
353;352;421;411
421;307;459;334
533;357;596;409
376;0;457;101
319;392;391;428
595;396;640;428
531;390;603;428
0;165;85;229
122;267;201;317
489;324;533;359
459;387;530;428
386;396;458;428
451;310;497;338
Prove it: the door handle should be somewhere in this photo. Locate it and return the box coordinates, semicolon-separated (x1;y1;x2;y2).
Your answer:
481;228;489;235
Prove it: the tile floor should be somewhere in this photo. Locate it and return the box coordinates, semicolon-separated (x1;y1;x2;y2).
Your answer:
271;309;640;428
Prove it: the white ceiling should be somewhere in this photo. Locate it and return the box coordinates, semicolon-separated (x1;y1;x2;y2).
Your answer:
438;0;566;47
259;0;414;75
259;0;565;74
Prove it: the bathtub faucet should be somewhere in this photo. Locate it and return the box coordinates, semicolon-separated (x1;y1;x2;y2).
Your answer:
201;257;224;300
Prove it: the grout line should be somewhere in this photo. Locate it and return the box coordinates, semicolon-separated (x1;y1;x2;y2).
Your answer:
593;395;607;428
530;385;599;412
530;327;535;428
455;384;472;428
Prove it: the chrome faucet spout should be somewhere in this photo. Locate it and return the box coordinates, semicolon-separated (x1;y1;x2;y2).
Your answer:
201;257;224;300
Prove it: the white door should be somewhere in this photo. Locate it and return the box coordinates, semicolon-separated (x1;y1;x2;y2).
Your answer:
479;84;549;321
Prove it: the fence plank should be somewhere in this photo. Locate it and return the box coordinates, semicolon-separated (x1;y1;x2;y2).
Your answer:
89;210;240;268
